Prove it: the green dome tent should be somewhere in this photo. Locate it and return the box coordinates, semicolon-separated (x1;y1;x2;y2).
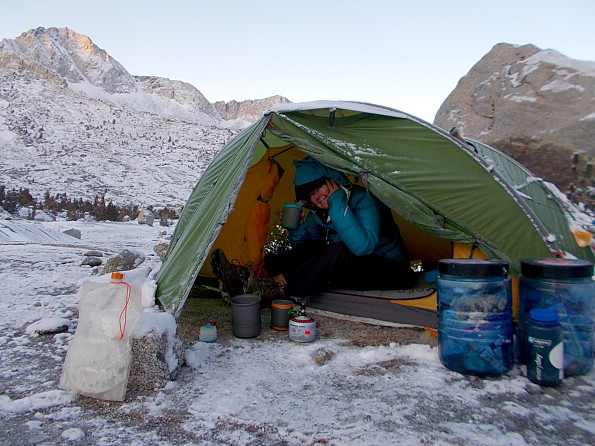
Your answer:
155;101;594;325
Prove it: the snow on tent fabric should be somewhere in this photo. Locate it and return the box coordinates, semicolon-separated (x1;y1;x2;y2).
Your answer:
154;101;595;327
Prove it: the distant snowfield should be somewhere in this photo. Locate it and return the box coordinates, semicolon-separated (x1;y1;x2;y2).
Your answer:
0;75;236;209
0;218;594;445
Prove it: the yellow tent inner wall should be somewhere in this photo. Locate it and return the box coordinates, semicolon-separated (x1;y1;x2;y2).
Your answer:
198;144;519;318
201;144;306;277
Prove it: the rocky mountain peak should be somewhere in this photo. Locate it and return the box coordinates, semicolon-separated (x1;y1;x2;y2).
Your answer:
1;27;136;94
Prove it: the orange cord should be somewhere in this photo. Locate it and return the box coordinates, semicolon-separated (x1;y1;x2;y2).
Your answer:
111;280;132;341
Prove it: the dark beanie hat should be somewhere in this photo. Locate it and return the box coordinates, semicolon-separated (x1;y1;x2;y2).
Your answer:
293;156;329;204
293;156;348;204
295;176;327;204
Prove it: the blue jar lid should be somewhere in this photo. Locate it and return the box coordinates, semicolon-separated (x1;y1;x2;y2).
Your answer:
438;259;509;277
521;258;594;279
529;308;559;324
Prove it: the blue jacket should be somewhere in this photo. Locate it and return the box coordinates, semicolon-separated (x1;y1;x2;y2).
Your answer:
288;183;409;262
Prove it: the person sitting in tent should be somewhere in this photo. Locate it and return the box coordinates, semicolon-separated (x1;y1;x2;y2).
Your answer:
241;156;415;305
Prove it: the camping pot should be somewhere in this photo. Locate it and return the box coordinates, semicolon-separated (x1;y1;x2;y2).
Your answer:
271;299;293;331
518;258;594;376
289;314;316;343
230;294;262;338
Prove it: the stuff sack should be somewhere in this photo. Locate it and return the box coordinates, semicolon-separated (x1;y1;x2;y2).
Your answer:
59;272;142;401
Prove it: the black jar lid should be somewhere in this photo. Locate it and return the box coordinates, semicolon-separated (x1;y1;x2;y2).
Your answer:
438;259;509;277
521;258;594;279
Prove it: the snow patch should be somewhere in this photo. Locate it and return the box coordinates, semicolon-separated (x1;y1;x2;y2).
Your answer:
25;317;73;336
61;427;86;441
0;390;76;414
541;79;585;93
506;94;537;103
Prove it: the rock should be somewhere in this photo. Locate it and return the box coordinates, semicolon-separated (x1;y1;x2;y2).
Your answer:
213;95;291;123
153;243;169;261
100;249;145;274
84;250;103;257
137;210;155;226
25;317;73;336
137;75;221;121
128;334;184;392
434;43;595;206
82;257;102;267
128;312;184;393
63;228;81;239
312;347;336;366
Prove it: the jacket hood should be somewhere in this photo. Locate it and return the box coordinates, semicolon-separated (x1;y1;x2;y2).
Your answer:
293;156;348;204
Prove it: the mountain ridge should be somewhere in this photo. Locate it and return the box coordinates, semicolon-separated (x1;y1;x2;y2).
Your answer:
0;27;289;209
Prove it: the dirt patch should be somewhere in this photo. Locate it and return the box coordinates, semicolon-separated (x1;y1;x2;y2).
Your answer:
176;286;431;349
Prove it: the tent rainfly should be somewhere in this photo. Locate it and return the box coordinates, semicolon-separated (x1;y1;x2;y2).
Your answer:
155;101;595;326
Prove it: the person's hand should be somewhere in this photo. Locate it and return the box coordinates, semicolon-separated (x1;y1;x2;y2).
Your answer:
309;179;341;210
325;179;340;201
318;179;340;209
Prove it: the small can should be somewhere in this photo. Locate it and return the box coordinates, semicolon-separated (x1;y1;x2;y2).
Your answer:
289;314;316;343
271;299;294;331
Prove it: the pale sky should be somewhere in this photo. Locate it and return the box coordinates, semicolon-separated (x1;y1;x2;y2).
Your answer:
3;0;594;122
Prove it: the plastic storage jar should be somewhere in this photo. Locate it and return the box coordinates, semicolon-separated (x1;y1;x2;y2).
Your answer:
518;258;594;376
437;259;514;377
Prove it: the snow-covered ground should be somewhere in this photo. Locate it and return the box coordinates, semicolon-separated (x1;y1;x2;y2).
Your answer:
0;218;594;446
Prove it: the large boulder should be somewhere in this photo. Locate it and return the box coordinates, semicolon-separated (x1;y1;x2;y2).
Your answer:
434;43;595;206
128;311;184;394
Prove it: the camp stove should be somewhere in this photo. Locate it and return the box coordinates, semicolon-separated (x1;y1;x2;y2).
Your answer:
288;299;316;343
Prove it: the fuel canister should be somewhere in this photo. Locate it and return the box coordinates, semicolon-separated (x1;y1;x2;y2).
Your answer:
289;314;316;343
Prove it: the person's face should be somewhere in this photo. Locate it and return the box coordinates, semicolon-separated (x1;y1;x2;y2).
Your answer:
309;182;332;209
